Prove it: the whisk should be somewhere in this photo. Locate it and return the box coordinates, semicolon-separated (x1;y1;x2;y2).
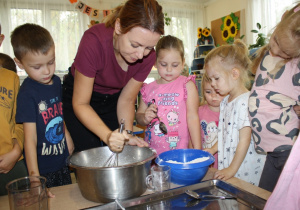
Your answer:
103;119;125;167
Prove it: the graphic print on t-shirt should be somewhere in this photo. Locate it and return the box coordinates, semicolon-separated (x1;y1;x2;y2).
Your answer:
39;98;66;155
201;120;218;148
166;130;179;149
0;86;13;109
167;109;179;126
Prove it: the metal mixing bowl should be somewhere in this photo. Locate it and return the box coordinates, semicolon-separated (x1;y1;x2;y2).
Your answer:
68;145;156;203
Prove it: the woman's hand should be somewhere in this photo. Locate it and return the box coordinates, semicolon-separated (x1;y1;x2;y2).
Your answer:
106;129;129;152
214;167;235;181
127;135;149;147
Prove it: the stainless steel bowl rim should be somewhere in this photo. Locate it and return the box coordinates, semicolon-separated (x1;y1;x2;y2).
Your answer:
67;148;157;170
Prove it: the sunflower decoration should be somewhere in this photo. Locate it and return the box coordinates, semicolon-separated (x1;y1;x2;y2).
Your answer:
224;15;233;28
197;27;213;45
221;13;240;44
197;27;202;39
202;27;211;37
222;28;229;42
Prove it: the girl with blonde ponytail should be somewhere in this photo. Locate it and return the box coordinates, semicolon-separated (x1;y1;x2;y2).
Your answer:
204;39;266;186
249;3;300;192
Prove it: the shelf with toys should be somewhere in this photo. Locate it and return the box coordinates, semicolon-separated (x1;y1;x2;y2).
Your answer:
190;27;215;73
190;27;216;98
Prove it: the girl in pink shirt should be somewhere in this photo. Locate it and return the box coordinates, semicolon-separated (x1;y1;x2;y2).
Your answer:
136;35;201;155
198;74;225;168
249;3;300;191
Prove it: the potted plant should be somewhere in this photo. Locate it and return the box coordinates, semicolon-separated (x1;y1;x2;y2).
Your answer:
249;23;268;50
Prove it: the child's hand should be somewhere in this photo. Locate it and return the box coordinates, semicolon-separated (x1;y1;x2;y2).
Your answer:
203;148;215;155
214;168;235;181
293;105;300;118
144;104;158;124
0;142;21;173
47;188;55;198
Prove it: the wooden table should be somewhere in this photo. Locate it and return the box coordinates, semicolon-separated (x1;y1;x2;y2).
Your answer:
0;168;271;209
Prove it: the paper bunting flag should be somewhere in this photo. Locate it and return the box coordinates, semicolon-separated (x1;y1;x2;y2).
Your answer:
103;10;111;17
83;5;92;15
74;1;111;19
76;1;85;12
69;0;77;3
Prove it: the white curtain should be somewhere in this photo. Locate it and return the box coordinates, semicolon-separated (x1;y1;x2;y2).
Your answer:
159;0;205;67
245;0;299;45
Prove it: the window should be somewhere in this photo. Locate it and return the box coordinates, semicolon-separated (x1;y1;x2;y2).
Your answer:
161;1;204;68
0;0;88;76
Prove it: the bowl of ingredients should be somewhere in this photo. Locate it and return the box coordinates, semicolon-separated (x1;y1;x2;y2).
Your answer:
68;145;156;203
155;149;215;185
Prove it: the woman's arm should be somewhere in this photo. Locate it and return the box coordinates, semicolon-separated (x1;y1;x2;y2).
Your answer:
214;126;251;180
117;78;148;146
72;70;113;144
186;81;201;149
117;78;142;131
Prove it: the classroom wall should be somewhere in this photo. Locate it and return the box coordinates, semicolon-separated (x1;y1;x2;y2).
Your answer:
204;0;249;45
204;0;247;27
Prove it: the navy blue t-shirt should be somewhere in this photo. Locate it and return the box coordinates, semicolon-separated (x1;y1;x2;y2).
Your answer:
16;75;69;175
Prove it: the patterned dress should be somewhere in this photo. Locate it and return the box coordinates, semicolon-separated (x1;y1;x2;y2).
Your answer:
141;75;195;155
249;51;300;153
218;92;266;185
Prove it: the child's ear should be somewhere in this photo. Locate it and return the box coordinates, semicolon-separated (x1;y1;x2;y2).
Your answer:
231;68;240;80
114;18;122;35
14;58;24;70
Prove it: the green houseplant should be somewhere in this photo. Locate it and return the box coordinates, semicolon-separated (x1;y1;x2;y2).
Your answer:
249;23;268;50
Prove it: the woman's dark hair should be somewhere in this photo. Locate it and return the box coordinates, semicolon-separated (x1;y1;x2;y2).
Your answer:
103;0;164;35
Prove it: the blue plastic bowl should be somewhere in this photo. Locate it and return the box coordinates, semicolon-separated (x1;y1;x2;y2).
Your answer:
155;149;215;186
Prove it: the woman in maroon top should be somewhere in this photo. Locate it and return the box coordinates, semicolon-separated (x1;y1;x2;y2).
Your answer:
63;0;164;153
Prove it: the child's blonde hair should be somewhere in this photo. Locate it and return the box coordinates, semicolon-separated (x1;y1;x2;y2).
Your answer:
252;3;300;75
200;73;210;106
204;39;251;89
